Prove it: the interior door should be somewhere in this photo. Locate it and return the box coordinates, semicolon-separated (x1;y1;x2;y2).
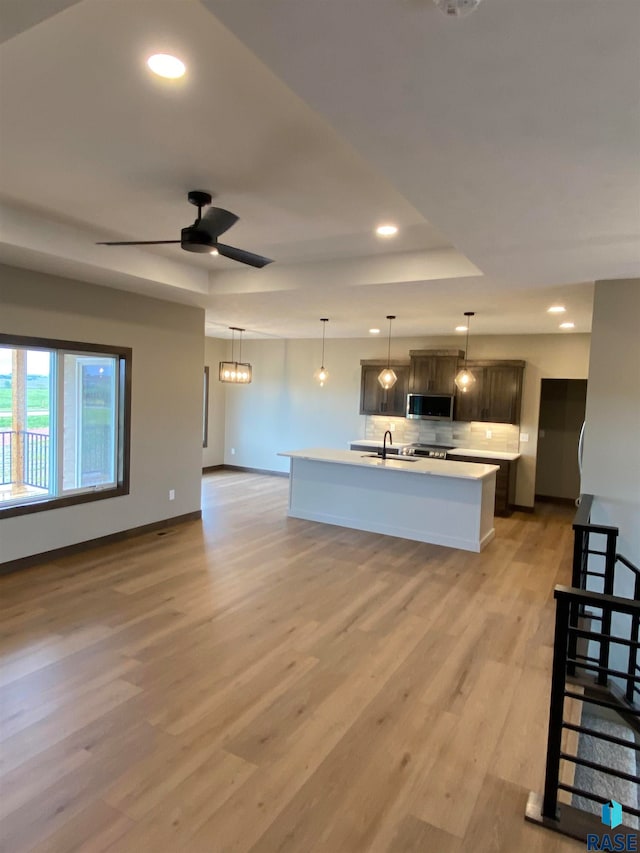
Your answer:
535;378;588;500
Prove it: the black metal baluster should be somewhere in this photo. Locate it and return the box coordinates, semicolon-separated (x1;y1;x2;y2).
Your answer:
542;590;570;821
627;572;640;703
597;531;617;686
568;526;586;676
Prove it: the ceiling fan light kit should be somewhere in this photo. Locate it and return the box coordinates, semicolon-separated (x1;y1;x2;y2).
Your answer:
454;311;476;393
97;190;273;268
219;327;252;384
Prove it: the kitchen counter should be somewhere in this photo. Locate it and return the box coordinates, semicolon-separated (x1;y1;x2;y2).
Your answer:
348;439;415;453
447;448;521;461
279;448;498;552
282;448;497;480
350;441;520;461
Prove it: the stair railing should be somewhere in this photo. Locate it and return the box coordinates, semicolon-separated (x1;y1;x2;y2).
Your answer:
526;494;640;843
527;585;640;840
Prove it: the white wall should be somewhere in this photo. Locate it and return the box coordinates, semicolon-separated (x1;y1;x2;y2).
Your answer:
0;265;205;564
203;337;227;468
582;278;640;589
221;332;590;507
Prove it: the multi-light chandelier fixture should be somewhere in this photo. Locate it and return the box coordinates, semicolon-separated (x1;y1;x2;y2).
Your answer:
314;318;330;387
219;326;252;384
454;311;476;393
378;315;397;390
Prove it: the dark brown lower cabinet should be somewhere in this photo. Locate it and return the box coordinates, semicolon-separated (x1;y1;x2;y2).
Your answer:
451;454;518;517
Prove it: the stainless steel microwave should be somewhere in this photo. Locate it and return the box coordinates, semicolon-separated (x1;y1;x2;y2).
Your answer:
406;393;454;421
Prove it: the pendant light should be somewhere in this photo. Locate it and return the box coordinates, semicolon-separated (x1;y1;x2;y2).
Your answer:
378;315;397;390
219;327;252;384
313;318;330;386
454;311;476;393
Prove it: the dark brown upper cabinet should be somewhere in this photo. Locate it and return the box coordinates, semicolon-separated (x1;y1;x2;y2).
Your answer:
359;360;410;416
453;360;525;424
408;350;464;395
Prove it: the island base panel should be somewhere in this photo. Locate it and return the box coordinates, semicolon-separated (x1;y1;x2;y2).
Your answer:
287;458;495;553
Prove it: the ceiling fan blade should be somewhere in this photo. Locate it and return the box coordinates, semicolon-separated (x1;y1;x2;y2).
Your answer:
96;240;181;246
198;207;239;239
216;243;273;269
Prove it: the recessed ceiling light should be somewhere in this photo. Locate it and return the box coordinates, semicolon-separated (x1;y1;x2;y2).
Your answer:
369;328;381;334
547;305;566;314
147;54;186;79
559;322;575;329
210;248;219;256
375;224;398;237
455;325;468;332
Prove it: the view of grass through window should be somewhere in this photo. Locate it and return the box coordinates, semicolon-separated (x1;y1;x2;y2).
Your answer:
0;340;128;513
0;353;50;430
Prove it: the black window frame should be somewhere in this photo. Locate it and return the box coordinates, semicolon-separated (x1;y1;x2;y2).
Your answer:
0;333;132;520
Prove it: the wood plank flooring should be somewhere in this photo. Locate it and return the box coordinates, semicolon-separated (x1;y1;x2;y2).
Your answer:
0;472;582;852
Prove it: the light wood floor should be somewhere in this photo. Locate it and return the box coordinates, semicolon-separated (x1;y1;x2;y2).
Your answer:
0;472;582;852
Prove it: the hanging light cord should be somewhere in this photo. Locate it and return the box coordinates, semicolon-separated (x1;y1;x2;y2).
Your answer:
228;326;246;364
463;311;474;368
320;319;327;368
386;315;394;367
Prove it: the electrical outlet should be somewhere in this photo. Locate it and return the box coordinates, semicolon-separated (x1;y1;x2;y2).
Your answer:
230;447;236;455
169;489;175;501
520;433;529;442
485;430;492;439
389;423;395;432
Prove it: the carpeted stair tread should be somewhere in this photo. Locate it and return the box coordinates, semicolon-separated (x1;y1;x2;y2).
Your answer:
572;711;639;829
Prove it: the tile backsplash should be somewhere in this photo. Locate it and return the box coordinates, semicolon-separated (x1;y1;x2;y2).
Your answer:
365;416;520;453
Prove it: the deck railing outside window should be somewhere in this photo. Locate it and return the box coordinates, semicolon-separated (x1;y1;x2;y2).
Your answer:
0;430;50;491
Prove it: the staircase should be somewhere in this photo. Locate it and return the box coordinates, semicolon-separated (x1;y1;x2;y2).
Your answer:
525;494;640;843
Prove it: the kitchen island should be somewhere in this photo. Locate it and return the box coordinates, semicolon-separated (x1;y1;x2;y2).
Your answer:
278;449;498;552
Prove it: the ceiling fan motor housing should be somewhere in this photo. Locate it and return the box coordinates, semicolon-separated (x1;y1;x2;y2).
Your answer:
180;225;215;253
187;190;212;208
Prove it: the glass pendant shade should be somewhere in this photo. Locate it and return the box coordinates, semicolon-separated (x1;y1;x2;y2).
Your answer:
314;318;330;386
378;315;397;390
454;367;476;393
219;327;252;384
455;310;476;393
219;362;252;383
378;367;397;390
314;366;329;387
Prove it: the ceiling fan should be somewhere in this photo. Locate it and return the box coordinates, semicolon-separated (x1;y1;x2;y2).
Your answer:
96;190;273;268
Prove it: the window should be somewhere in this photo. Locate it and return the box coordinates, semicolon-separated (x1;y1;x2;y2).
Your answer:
0;334;131;518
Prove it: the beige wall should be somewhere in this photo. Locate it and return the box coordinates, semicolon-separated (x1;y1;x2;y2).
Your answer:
0;265;205;564
582;278;640;590
203;337;227;468
221;332;590;507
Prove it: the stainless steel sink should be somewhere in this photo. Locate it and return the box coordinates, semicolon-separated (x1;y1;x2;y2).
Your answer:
360;453;418;463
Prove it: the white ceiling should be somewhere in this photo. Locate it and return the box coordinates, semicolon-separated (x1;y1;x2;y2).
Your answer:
1;0;638;339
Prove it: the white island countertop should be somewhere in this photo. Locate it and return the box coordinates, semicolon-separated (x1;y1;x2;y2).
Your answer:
279;448;498;480
447;448;521;462
349;441;520;462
